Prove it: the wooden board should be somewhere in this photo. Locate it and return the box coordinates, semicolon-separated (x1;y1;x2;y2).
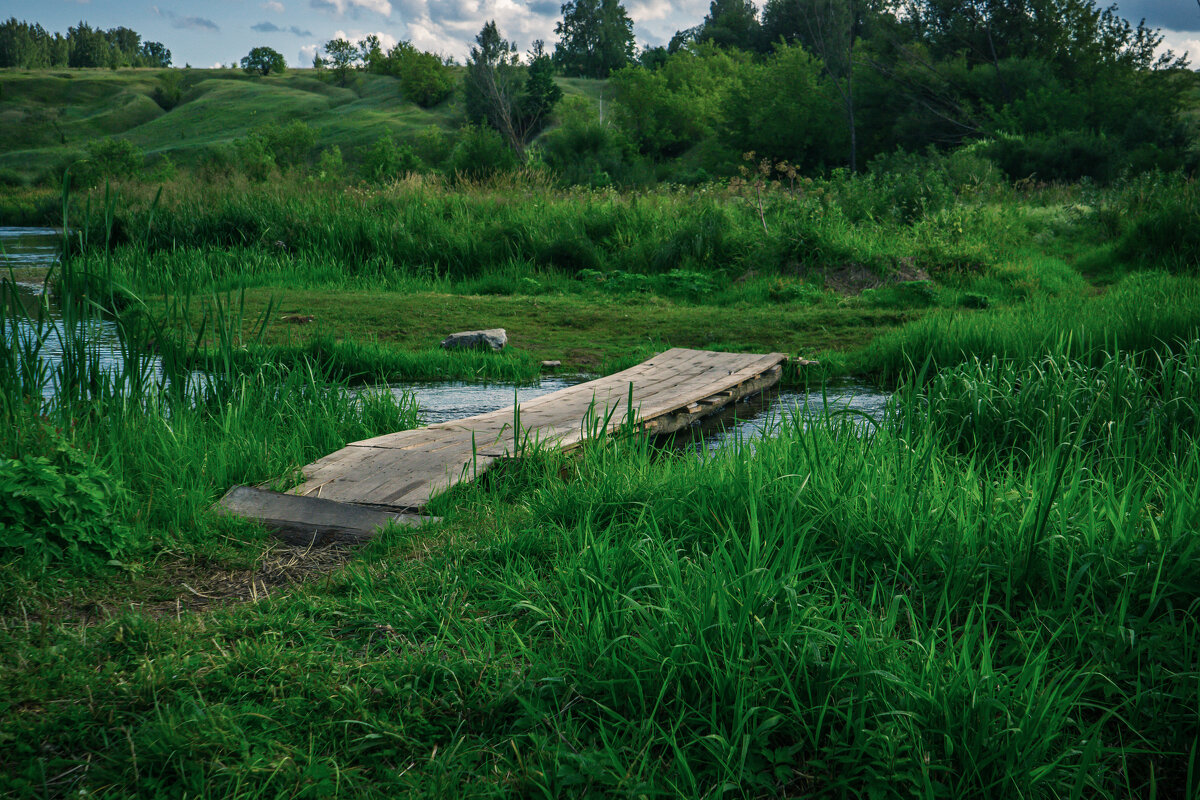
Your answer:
219;348;787;530
214;485;436;547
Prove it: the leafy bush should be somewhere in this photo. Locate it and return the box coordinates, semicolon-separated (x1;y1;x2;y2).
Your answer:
316;145;345;181
392;44;456;107
1115;181;1200;274
75;138;143;186
360;134;423;182
541;96;638;187
0;433;131;568
448;124;517;180
256;120;316;169
987;130;1120;183
152;71;183;110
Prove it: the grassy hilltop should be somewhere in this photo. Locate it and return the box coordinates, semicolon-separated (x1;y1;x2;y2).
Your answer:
0;68;605;185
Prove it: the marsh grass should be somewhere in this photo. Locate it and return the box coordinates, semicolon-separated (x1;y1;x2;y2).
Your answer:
0;187;421;571
2;339;1197;797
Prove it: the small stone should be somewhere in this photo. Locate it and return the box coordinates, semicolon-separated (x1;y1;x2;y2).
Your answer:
440;328;507;351
540;360;561;369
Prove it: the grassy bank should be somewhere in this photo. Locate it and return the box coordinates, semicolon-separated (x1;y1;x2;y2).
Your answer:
2;338;1198;797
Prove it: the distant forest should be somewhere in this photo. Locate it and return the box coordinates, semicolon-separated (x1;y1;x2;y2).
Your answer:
0;18;171;69
2;1;1197;185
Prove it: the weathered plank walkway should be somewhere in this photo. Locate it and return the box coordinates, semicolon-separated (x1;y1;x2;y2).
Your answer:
217;348;787;543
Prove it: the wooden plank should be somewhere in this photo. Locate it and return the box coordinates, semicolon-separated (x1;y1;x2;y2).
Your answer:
214;485;436;547
223;348;791;531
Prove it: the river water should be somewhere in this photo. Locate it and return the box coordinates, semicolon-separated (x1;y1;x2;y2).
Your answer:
2;227;891;448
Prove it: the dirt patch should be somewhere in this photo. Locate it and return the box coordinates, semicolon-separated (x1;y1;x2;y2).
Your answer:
820;259;931;295
141;541;359;616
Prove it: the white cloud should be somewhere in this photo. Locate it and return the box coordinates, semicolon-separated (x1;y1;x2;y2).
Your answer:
1156;28;1200;66
312;0;393;17
262;1;285;11
299;43;319;66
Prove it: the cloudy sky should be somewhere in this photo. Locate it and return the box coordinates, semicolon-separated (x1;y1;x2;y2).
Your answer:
9;0;1200;69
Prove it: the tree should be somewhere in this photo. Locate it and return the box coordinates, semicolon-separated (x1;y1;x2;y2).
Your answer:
373;42;457;107
553;0;636;78
698;0;764;52
67;22;111;68
139;41;171;67
465;21;562;159
322;38;359;85
241;46;286;76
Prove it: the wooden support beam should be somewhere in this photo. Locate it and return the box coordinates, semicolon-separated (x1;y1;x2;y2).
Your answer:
214;486;437;547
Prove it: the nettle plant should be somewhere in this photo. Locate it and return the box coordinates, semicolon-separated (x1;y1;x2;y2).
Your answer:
0;421;133;569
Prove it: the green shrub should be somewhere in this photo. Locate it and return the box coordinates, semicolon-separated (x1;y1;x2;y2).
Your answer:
360;134;423;182
256;120;316;169
0;433;132;569
75;138;143;187
151;71;183;110
1115;181;1200;274
449;125;517;180
987;130;1119;183
316;145;345;181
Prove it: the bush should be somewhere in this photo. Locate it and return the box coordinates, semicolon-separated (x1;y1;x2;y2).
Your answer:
1115;181;1200;274
449;124;517;180
987;130;1120;183
541;96;637;187
360;134;423;182
0;433;131;569
316;145;345;181
74;138;143;187
152;71;183;110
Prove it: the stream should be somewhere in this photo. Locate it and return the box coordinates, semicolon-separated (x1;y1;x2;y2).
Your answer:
2;227;891;449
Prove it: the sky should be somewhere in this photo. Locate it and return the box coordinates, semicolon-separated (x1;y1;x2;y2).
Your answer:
8;0;1200;69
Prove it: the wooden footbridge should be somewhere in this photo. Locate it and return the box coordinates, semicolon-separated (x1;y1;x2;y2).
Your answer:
217;348;788;544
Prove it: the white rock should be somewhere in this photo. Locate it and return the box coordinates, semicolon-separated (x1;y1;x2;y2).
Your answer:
440;328;507;351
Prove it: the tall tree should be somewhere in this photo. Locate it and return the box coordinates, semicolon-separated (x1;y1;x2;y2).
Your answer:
553;0;636;78
322;38;359;86
698;0;764;52
241;46;286;76
466;22;562;158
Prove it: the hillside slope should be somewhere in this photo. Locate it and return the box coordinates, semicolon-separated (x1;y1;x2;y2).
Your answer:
0;68;607;184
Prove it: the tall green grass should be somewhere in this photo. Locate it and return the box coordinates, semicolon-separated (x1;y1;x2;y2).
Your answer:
2;339;1196;796
68;173;1019;288
858;271;1200;382
0;200;421;570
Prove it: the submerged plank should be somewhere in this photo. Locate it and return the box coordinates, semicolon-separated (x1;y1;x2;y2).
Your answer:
214;485;436;547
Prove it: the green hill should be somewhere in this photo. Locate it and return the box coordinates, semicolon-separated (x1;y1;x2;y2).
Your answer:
0;67;607;184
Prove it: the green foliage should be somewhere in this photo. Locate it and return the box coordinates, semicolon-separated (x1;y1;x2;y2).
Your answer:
151;70;183;111
698;0;763;52
315;145;344;182
359;134;422;182
235;121;317;178
374;41;456;107
553;0;637;78
240;46;286;76
611;43;751;158
539;96;637;186
0;427;131;569
721;43;844;170
1115;180;1200;274
449;124;518;179
75;137;143;186
465;23;562;157
0;18;170;68
321;37;359;86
